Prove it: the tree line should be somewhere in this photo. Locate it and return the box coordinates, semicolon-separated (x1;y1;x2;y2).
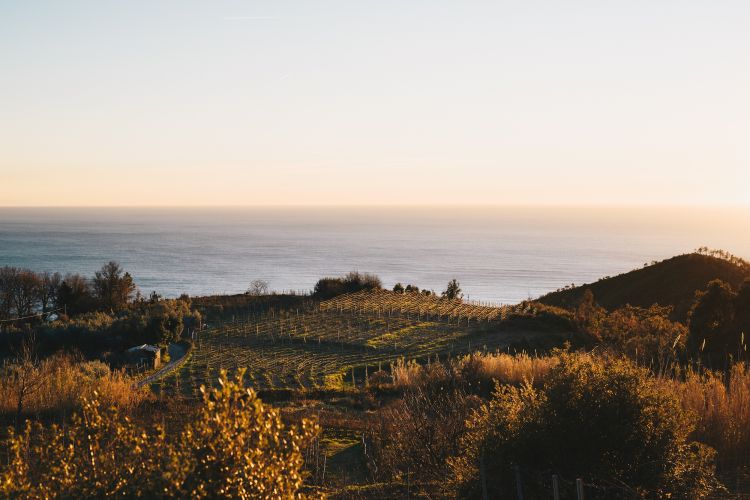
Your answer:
0;261;136;331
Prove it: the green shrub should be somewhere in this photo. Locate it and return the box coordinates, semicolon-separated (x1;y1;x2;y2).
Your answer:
451;351;721;498
313;271;382;299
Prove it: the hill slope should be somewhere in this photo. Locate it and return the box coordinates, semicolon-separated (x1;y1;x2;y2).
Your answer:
537;253;750;322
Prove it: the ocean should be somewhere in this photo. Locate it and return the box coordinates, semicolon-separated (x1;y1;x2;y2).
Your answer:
0;206;748;304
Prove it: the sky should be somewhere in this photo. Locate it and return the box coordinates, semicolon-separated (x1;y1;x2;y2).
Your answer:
1;1;748;207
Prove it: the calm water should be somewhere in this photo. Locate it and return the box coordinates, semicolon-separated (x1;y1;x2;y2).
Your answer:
0;207;748;304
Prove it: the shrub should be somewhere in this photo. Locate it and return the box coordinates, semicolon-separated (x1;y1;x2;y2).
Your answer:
313;272;382;299
370;378;480;486
0;353;147;423
450;352;721;498
599;305;686;370
0;369;318;498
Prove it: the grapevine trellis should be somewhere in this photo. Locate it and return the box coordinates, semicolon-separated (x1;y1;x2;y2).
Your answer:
320;289;509;323
155;290;514;397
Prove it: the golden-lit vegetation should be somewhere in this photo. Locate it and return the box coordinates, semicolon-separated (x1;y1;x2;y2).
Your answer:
0;370;318;499
0;353;147;426
450;351;720;498
157;293;576;396
321;289;506;322
4;256;750;497
674;363;750;471
391;351;558;389
363;346;750;497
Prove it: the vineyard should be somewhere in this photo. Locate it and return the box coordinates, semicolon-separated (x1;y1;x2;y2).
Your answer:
155;291;544;396
321;289;509;322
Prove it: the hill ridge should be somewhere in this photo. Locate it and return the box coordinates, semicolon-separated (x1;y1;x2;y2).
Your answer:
536;251;750;322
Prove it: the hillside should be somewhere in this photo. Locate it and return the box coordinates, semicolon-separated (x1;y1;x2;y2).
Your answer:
157;290;579;397
537;253;750;322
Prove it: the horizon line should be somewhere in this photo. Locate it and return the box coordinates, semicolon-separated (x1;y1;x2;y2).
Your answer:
1;203;749;210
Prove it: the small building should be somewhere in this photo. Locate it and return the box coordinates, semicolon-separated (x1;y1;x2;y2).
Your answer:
126;344;161;369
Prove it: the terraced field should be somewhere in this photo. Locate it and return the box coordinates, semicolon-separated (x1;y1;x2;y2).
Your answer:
155;291;538;396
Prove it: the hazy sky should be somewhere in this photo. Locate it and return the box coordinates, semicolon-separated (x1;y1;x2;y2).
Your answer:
1;1;748;206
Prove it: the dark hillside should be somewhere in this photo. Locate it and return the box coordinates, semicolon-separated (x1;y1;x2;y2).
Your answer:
537;253;750;322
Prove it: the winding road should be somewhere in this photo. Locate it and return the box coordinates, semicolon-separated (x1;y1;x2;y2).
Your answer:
137;342;191;388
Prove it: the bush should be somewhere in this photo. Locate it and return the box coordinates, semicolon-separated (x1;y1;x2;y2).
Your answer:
370;363;480;486
599;305;686;370
450;352;721;498
0;369;318;498
313;272;382;299
0;353;147;424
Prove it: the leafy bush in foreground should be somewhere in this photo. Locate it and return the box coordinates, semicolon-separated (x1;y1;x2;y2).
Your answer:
0;369;318;499
450;352;721;498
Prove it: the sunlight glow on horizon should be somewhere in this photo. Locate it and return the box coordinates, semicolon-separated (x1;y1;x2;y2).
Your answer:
1;1;748;207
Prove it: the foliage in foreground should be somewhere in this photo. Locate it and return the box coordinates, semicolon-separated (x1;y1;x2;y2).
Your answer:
0;353;147;427
450;352;721;498
0;369;318;499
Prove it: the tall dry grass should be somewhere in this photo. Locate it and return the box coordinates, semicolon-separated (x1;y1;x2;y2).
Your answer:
669;363;750;470
459;351;559;386
391;351;559;389
0;353;149;420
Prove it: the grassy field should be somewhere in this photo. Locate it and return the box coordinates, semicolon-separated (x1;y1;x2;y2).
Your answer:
155;291;573;396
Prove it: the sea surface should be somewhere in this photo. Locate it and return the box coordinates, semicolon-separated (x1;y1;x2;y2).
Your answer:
1;206;748;305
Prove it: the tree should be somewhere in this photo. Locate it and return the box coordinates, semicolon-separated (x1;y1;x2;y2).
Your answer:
688;280;738;367
1;268;43;320
39;272;62;317
405;284;420;293
573;288;606;341
142;299;199;345
393;282;405;293
9;335;42;431
733;280;750;342
57;273;95;316
93;262;136;311
442;279;463;300
247;279;270;296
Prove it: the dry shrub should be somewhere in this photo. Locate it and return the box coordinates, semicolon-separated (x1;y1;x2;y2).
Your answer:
369;383;480;487
0;353;147;421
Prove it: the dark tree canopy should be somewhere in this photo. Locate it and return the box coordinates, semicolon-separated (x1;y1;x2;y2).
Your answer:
57;273;95;316
688;279;749;367
313;272;382;300
93;262;136;311
442;279;463;300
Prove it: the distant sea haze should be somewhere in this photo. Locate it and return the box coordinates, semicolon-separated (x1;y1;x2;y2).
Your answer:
0;206;748;305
